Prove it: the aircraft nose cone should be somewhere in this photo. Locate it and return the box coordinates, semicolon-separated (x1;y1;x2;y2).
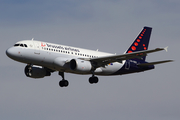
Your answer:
6;47;15;58
6;48;11;57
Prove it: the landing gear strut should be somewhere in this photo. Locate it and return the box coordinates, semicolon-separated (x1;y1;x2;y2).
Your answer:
59;72;69;87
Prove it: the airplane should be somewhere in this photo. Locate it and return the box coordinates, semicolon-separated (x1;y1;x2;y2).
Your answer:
6;26;173;87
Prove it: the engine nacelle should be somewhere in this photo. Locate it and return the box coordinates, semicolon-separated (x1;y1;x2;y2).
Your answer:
70;59;92;72
24;65;51;78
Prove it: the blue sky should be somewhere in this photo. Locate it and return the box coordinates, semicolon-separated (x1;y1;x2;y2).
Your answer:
0;0;180;120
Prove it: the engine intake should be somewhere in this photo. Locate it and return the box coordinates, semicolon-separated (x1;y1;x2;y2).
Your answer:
70;59;92;72
24;65;51;78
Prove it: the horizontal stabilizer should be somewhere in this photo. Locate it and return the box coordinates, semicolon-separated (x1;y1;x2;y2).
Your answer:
138;60;173;66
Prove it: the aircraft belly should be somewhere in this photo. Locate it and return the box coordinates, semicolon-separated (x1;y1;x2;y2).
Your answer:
95;62;124;75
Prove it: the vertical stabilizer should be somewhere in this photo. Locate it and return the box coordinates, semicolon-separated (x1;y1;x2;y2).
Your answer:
125;27;152;61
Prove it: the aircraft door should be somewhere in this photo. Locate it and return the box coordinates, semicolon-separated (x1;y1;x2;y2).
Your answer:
33;41;40;54
125;60;130;70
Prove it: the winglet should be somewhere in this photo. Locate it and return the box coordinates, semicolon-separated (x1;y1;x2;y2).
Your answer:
164;46;168;52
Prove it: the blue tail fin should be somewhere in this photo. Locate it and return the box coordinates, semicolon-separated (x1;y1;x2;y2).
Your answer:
126;26;152;61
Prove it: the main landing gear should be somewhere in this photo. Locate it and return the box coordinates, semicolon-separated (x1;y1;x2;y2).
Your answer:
89;70;99;84
59;72;69;87
89;76;99;84
58;72;99;87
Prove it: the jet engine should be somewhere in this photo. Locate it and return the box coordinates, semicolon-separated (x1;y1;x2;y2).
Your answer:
70;59;92;72
24;65;51;78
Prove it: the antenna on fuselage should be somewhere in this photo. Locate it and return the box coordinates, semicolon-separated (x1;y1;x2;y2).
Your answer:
32;38;34;41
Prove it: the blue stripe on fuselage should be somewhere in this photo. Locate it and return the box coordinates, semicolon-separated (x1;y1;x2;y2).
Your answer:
111;60;155;75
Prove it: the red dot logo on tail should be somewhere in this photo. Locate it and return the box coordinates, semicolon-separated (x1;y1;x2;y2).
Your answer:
134;42;138;46
131;46;136;50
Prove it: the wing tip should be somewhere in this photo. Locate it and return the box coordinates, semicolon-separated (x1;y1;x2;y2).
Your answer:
164;46;168;52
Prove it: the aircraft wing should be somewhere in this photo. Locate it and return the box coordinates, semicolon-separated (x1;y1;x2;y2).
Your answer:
82;47;169;68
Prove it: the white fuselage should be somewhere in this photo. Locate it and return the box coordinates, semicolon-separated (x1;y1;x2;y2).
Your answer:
7;40;125;75
6;27;171;87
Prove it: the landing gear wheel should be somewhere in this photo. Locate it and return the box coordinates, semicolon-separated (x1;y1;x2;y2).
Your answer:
94;77;98;83
59;80;69;87
58;72;69;87
89;76;99;84
89;77;94;84
64;80;69;87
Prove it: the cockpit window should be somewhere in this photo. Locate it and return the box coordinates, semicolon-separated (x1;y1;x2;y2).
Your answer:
14;43;28;47
20;44;24;47
14;44;20;46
